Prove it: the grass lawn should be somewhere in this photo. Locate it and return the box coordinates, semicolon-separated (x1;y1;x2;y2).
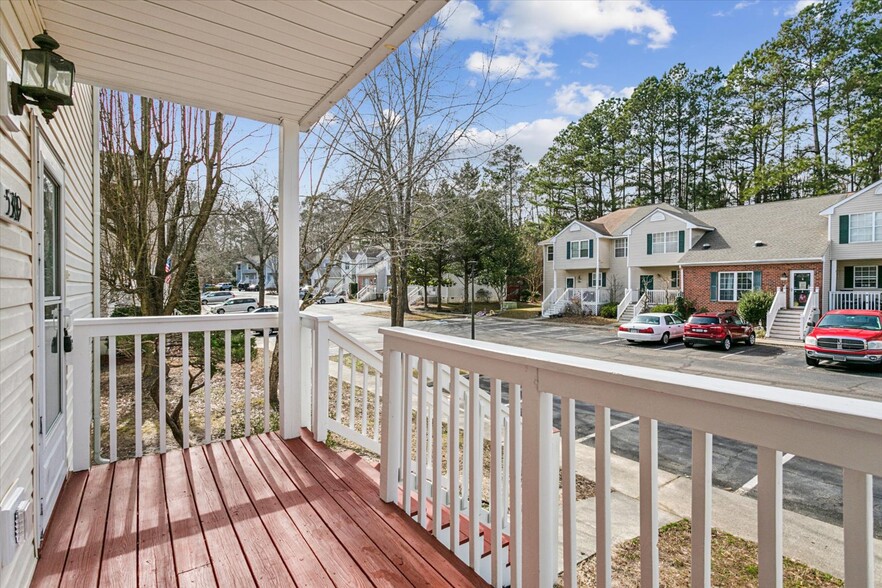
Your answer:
557;519;842;587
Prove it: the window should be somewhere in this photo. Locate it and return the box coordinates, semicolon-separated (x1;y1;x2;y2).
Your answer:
569;239;592;259
670;270;679;289
651;231;679;254
546;245;554;262
614;238;628;258
589;272;606;287
718;271;754;302
849;212;882;243
854;266;878;289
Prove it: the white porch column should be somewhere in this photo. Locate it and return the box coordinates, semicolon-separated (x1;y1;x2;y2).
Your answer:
278;119;301;439
830;259;838;310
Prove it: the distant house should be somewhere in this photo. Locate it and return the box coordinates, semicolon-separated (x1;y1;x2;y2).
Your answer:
541;180;882;339
234;256;277;289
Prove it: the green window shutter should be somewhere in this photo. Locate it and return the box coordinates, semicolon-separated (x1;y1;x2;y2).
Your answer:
844;266;854;289
878;266;882;288
646;234;653;255
678;230;685;253
601;272;607;287
839;216;849;244
753;270;762;290
710;272;718;302
589;239;594;258
566;242;571;259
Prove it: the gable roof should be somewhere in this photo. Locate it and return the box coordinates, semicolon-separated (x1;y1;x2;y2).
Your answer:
680;194;847;265
818;179;882;215
591;202;711;236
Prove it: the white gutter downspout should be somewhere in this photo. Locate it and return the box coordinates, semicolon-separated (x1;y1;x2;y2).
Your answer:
594;238;600;312
91;86;104;463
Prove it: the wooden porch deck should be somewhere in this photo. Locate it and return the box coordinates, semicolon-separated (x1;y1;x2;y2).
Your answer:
32;430;487;587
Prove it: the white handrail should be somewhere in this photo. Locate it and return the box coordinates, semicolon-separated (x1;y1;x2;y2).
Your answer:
616;288;633;320
634;291;648;315
379;327;882;587
541;288;561;317
829;290;882;311
766;286;786;335
799;287;819;339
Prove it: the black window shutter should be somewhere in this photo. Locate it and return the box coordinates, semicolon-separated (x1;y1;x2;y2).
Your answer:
839;216;849;244
646;234;653;255
710;272;718;302
878;266;882;288
678;230;685;253
844;266;854;289
602;272;607;287
566;242;571;259
753;270;762;290
589;239;594;258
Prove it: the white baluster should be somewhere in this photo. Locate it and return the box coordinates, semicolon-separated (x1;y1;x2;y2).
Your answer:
224;330;231;440
262;331;270;433
244;328;251;437
561;398;576;588
691;431;712;587
204;330;211;443
402;355;414;514
491;378;504;587
134;334;142;458
417;358;428;529
109;336;118;461
509;384;522;587
843;469;874;587
158;334;166;454
448;365;460;553
468;371;481;570
757;447;783;588
182;331;189;449
639;417;659;587
595;405;611;588
432;361;443;539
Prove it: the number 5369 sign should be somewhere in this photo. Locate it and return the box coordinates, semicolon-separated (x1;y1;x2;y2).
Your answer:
2;187;23;224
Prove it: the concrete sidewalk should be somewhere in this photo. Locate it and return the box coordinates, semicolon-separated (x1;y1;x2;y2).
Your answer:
565;439;882;582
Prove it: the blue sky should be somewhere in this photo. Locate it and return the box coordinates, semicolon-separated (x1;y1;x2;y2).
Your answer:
236;0;820;189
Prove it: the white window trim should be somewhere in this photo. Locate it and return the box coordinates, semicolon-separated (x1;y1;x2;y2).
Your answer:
546;245;554;262
718;270;753;302
651;231;679;255
853;265;878;289
614;238;628;258
848;212;882;243
570;239;592;259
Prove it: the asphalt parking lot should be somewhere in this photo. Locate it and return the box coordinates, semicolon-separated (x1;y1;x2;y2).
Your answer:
406;315;882;536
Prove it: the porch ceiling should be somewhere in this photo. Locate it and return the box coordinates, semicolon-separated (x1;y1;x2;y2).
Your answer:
35;0;444;129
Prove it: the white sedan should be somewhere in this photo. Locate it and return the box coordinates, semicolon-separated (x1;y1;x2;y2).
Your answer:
316;292;346;304
617;312;685;345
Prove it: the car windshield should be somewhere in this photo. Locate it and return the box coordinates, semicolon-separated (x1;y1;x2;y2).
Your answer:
634;315;660;325
688;316;720;325
816;314;882;331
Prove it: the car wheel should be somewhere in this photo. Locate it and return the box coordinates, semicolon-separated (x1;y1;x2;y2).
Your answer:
805;355;820;367
661;332;670;345
722;336;732;351
746;332;756;346
247;306;255;312
338;298;345;303
684;341;694;348
216;308;225;314
318;299;325;304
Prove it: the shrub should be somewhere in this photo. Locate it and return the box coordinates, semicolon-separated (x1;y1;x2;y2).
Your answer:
111;305;142;318
650;303;676;314
673;295;697;319
475;288;491;303
737;290;774;325
599;303;618;319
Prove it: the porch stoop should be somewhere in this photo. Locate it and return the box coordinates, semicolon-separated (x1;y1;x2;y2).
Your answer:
768;309;804;340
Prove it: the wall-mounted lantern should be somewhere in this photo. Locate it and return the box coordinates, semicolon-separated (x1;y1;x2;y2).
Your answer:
8;32;75;122
780;272;788;283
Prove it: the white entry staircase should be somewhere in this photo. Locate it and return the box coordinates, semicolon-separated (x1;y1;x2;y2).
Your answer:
767;309;804;340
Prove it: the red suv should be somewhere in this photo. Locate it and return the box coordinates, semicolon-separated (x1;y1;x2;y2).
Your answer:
684;312;756;351
804;309;882;368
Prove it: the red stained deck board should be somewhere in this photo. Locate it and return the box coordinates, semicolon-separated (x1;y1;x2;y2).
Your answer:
186;446;255;585
259;434;413;586
297;431;489;587
31;471;87;588
241;437;372;588
59;463;113;588
99;459;138;586
138;455;176;587
222;439;333;588
162;451;215;586
203;443;294;586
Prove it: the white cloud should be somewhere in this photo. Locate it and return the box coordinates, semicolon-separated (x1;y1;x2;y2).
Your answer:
774;0;821;16
734;0;759;9
465;50;556;79
580;52;600;69
436;0;494;41
553;83;634;116
464;117;571;164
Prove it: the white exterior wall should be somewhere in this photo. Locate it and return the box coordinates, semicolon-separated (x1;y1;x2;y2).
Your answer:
1;1;95;585
833;258;882;289
829;191;882;261
626;211;689;268
552;223;605;272
541;243;554;299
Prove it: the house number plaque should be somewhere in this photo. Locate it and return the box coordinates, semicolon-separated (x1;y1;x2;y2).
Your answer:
2;188;23;224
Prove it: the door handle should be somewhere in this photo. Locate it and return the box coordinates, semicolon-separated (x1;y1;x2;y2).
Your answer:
63;328;73;353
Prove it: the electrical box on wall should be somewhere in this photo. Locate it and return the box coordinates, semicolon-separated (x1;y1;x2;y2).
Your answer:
0;486;33;566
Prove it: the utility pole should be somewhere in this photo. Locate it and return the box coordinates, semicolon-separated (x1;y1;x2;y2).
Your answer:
468;260;477;340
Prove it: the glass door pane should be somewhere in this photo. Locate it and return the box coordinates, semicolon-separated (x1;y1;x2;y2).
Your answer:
791;271;812;308
43;304;63;429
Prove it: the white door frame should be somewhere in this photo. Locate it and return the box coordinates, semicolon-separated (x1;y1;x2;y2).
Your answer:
565;276;575;289
789;269;814;309
34;129;68;537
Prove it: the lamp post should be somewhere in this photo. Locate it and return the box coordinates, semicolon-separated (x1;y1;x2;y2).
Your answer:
468;260;477;340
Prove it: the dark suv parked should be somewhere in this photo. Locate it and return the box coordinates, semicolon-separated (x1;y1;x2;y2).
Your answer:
684;312;756;351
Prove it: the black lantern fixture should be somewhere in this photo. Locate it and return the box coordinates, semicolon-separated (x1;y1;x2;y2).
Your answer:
8;32;75;122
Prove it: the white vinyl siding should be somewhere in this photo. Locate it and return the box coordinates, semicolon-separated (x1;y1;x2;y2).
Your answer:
848;212;882;243
614;238;627;258
718;271;753;302
1;2;95;585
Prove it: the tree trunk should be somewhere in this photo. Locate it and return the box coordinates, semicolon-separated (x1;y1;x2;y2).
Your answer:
257;260;266;307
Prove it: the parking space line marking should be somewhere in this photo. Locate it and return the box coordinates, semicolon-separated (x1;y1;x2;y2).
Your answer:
576;416;640;443
658;343;685;350
734;453;796;495
721;349;751;359
806;365;815;369
599;339;621;345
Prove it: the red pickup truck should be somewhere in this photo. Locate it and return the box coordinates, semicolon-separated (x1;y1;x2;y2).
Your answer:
804;309;882;368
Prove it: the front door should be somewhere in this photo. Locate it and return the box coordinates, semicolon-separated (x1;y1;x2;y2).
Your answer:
639;275;654;296
37;139;67;536
790;270;814;309
565;277;575;289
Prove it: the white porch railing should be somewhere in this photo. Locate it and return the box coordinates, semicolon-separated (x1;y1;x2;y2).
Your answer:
379;328;881;588
357;284;377;302
829;290;882;311
633;291;648;315
616;288;634;320
541;288;562;317
644;289;679;306
766;286;786;335
800;287;820;339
